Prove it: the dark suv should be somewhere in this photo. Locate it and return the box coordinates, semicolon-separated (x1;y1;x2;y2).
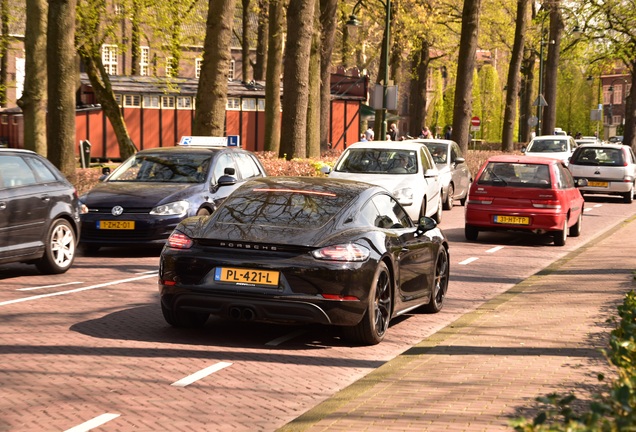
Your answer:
78;144;267;252
0;148;81;273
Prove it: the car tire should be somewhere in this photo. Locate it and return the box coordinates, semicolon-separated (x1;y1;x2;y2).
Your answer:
623;190;634;204
342;262;392;345
433;196;443;224
553;220;567;246
35;219;76;274
443;184;454;210
569;212;582;237
465;224;479;241
196;207;212;216
421;246;449;313
161;302;209;328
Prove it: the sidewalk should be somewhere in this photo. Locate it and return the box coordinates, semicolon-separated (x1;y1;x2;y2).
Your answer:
279;217;636;432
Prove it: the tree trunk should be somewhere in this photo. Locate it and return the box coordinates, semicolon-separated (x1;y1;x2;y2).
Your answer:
264;0;285;153
451;0;482;154
0;0;9;106
131;1;142;76
409;40;429;137
501;0;530;151
17;0;47;156
623;59;636;150
306;0;320;158
253;0;268;81
279;0;315;159
241;0;251;82
542;3;563;136
518;52;535;143
47;0;77;180
193;0;238;136
78;50;137;160
319;0;337;152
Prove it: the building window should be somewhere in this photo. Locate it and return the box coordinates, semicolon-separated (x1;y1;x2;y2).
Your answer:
12;116;19;125
140;47;150;76
177;96;192;109
124;95;141;107
143;95;160;108
166;57;175;78
114;94;122;106
1;115;7;125
162;96;175;108
242;98;256;111
257;99;265;111
228;60;235;81
227;98;240;110
102;45;118;75
195;58;203;79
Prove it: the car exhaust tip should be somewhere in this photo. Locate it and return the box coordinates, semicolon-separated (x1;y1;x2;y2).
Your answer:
242;307;255;321
229;307;242;320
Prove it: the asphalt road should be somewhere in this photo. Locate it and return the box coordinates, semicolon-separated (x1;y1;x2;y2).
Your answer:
1;194;634;432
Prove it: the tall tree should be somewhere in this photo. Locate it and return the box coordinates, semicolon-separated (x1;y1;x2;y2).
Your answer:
0;0;9;105
76;0;137;160
263;0;285;153
192;0;238;136
409;40;430;136
279;0;315;159
253;0;268;81
319;0;337;152
17;0;47;156
47;0;77;179
241;0;252;82
502;0;530;151
306;0;321;158
451;0;482;153
541;1;564;136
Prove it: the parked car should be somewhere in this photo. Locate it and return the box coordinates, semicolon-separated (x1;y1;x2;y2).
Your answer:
325;141;442;223
568;143;636;203
523;135;578;165
79;142;266;252
416;139;472;210
0;148;80;273
575;136;601;147
159;176;450;345
464;155;586;246
608;135;624;144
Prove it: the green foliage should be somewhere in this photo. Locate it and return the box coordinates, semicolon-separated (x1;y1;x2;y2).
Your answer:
512;290;636;431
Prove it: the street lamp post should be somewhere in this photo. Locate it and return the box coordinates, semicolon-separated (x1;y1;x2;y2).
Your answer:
347;0;391;140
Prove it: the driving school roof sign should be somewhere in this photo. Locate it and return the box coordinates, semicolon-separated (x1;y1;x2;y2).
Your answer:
179;136;241;147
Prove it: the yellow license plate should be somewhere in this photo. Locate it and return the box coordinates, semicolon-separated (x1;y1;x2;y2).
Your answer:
494;215;530;225
214;267;280;287
588;181;608;187
97;220;135;230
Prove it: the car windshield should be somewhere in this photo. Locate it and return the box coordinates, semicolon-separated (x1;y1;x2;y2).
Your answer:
478;162;551;188
108;153;212;183
526;139;568;153
570;147;624;166
214;183;359;228
334;148;418;174
423;143;448;164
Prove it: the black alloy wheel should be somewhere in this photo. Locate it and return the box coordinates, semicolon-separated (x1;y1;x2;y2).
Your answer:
422;247;449;313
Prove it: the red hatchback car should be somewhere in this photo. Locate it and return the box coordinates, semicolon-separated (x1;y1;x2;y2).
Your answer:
465;155;586;246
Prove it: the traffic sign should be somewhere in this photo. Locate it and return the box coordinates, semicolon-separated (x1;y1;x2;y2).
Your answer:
471;116;481;127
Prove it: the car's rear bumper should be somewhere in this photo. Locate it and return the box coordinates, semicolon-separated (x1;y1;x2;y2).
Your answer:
465;206;568;232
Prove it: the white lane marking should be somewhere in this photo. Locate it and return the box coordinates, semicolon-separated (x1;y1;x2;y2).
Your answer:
0;274;157;307
64;413;120;432
486;246;504;253
171;362;233;387
584;207;593;212
594;204;603;208
137;270;158;275
17;281;84;291
265;330;307;346
459;257;479;265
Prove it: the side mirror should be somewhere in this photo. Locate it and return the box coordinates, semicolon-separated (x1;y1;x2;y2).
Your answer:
320;165;332;175
217;175;237;187
99;166;111;181
417;216;437;233
521;147;527;153
424;169;438;178
454;157;465;165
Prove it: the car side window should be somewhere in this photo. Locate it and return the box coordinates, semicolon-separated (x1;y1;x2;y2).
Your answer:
0;155;38;187
555;164;574;189
26;157;58;183
420;148;432;171
370;194;412;228
212;153;236;184
358;199;381;227
451;144;461;163
234;153;263;180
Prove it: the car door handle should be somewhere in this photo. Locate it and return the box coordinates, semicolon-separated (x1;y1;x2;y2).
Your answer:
0;202;5;210
41;195;51;202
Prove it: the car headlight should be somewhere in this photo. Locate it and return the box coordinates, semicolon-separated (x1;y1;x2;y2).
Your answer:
79;201;89;214
392;187;414;205
150;200;190;216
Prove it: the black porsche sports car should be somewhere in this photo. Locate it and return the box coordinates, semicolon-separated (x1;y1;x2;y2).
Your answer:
159;176;450;345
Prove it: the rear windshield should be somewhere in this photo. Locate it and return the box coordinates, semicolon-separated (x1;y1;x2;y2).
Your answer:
478;162;551;188
334;148;418;174
108;153;212;183
214;184;359;228
526;139;568;153
570;147;624;166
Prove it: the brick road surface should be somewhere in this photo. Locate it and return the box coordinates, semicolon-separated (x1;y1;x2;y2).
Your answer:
279;217;636;431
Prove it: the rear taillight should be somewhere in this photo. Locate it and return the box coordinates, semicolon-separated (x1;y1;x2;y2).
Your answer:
311;244;369;262
321;294;360;301
532;200;561;209
467;196;493;205
167;232;193;249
